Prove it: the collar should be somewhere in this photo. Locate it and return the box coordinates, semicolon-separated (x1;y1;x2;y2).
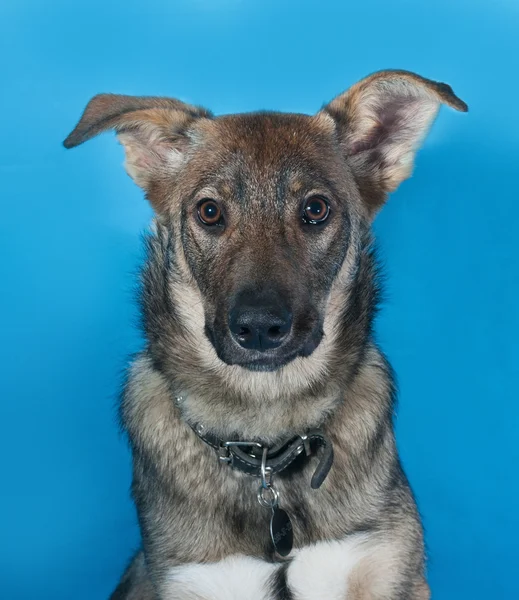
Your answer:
188;420;334;490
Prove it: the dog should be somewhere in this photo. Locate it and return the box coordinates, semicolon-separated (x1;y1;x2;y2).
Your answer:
64;70;467;599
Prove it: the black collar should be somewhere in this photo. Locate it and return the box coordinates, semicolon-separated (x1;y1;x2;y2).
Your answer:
189;422;334;489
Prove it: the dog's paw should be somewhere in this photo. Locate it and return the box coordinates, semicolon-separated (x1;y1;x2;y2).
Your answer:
164;555;277;600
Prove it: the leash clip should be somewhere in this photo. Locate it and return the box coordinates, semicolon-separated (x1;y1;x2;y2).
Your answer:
257;446;278;509
258;447;294;557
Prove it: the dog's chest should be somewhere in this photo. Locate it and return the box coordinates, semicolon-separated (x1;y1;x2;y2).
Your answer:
142;445;353;565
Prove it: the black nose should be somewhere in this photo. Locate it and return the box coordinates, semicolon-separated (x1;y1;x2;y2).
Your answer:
229;291;293;352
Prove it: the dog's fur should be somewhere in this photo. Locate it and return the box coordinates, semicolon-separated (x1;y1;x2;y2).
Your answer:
64;70;467;599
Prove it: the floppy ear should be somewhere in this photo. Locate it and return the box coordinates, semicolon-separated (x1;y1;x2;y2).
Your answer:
63;94;212;204
321;70;467;214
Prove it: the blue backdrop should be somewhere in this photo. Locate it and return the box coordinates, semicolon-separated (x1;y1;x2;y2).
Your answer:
1;1;518;598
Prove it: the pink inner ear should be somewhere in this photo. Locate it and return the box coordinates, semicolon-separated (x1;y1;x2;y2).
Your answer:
349;97;422;155
119;129;187;187
122;129;170;161
137;144;169;169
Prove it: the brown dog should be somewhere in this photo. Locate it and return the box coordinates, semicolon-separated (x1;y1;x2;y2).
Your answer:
65;70;467;599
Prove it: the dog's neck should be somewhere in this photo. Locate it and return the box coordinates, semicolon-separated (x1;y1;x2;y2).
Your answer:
148;325;367;441
169;365;344;443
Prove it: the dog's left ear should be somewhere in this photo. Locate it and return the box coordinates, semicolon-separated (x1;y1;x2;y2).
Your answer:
321;70;468;215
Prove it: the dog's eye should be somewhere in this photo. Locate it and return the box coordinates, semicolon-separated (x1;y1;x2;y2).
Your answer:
198;199;223;226
302;196;330;225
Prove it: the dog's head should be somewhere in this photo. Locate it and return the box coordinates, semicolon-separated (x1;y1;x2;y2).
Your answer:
65;71;466;375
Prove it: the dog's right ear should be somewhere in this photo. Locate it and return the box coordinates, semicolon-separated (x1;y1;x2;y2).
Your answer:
63;94;212;205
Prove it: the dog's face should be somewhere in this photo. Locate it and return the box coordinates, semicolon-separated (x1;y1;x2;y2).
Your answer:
172;113;356;371
65;71;466;373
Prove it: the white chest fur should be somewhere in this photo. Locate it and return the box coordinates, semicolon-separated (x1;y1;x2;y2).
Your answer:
164;532;400;600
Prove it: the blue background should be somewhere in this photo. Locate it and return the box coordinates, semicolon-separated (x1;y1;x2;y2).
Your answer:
1;1;518;598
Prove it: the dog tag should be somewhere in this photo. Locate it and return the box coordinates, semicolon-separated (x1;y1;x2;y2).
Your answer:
270;507;293;557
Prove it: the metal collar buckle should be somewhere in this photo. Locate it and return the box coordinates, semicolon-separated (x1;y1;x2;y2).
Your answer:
219;440;263;463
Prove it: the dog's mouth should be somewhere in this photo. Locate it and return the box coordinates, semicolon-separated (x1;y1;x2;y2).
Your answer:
205;324;324;372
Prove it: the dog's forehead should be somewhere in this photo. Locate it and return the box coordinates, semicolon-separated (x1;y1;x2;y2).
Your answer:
186;112;340;205
196;112;336;170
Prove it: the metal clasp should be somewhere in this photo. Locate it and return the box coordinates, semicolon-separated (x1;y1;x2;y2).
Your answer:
300;434;311;456
223;441;263;449
218;445;231;463
260;446;273;488
257;447;279;509
219;440;263;463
